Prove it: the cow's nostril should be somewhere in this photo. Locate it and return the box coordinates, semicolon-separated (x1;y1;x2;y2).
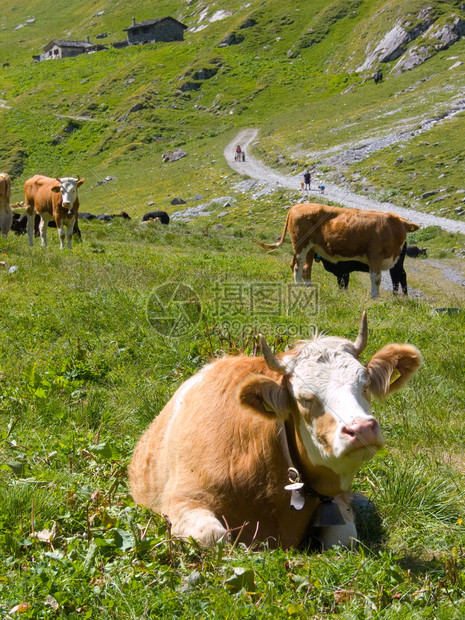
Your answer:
341;417;380;446
341;426;356;437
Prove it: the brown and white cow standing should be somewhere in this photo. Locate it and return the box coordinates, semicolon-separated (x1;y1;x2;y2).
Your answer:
0;173;12;237
129;313;421;549
256;203;419;298
24;175;85;249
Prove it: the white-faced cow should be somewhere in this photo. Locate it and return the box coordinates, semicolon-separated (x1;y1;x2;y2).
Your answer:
24;175;85;249
129;313;421;549
256;203;419;298
0;173;12;237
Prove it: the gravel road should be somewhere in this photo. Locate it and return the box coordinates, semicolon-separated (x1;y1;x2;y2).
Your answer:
224;128;465;235
224;129;465;293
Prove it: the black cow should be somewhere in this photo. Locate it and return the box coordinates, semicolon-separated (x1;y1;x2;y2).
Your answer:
11;212;81;239
389;242;407;294
406;245;427;258
78;211;130;222
142;211;170;225
96;211;131;221
315;243;408;295
373;68;383;84
96;214;114;222
10;212;28;235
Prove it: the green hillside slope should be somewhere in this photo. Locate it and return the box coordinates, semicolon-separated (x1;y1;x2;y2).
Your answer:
0;0;464;217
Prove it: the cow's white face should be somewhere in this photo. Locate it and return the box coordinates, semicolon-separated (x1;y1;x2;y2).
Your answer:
52;177;84;214
239;317;421;493
283;337;384;488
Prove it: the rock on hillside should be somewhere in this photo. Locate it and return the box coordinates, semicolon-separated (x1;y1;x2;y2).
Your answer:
357;23;418;71
357;8;465;74
393;15;465;73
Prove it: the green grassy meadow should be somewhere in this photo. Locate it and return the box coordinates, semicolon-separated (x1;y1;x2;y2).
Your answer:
2;0;465;616
2;213;465;618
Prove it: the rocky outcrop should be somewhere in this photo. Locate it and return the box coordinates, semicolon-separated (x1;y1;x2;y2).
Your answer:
162;149;187;163
192;67;218;80
171;197;186;205
179;81;201;92
358;12;465;74
393;16;465;73
431;16;465;46
392;46;430;73
219;33;244;47
239;19;257;29
357;24;411;72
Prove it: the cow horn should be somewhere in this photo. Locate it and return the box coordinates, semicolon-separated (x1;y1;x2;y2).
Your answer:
260;334;288;375
353;311;368;357
56;177;62;182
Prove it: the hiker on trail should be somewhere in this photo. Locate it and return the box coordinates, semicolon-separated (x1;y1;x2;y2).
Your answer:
319;182;325;194
235;145;242;161
303;170;311;190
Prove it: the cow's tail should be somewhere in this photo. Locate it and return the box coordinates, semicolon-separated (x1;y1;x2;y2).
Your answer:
254;210;291;251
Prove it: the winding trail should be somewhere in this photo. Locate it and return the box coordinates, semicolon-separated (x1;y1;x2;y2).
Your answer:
224;128;465;235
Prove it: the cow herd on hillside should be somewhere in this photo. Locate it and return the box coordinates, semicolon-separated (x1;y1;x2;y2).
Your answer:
1;167;426;550
0;172;170;249
1;171;426;298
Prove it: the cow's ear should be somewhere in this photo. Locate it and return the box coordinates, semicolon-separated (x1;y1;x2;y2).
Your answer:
366;344;422;399
76;178;85;187
51;184;61;193
237;374;292;421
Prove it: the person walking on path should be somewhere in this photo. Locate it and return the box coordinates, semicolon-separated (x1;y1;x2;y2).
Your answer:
303;170;311;190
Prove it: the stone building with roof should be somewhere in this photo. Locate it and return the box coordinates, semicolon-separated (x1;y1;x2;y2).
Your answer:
123;17;187;45
34;38;107;62
33;16;187;60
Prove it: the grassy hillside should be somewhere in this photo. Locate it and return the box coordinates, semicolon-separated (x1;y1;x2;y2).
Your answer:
0;0;464;215
2;0;465;617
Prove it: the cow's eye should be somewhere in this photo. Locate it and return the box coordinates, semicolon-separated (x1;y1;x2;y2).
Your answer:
362;384;371;401
299;396;318;414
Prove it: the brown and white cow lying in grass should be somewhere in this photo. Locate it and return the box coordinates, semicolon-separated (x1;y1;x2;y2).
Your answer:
256;203;419;298
129;313;421;549
24;175;85;249
0;173;12;237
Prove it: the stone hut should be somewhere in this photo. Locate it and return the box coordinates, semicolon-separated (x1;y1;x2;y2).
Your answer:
38;38;107;61
123;16;187;45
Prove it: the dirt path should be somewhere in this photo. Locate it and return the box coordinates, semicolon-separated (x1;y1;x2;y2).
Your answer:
54;114;101;122
224;128;465;235
0;97;100;121
225;129;465;297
